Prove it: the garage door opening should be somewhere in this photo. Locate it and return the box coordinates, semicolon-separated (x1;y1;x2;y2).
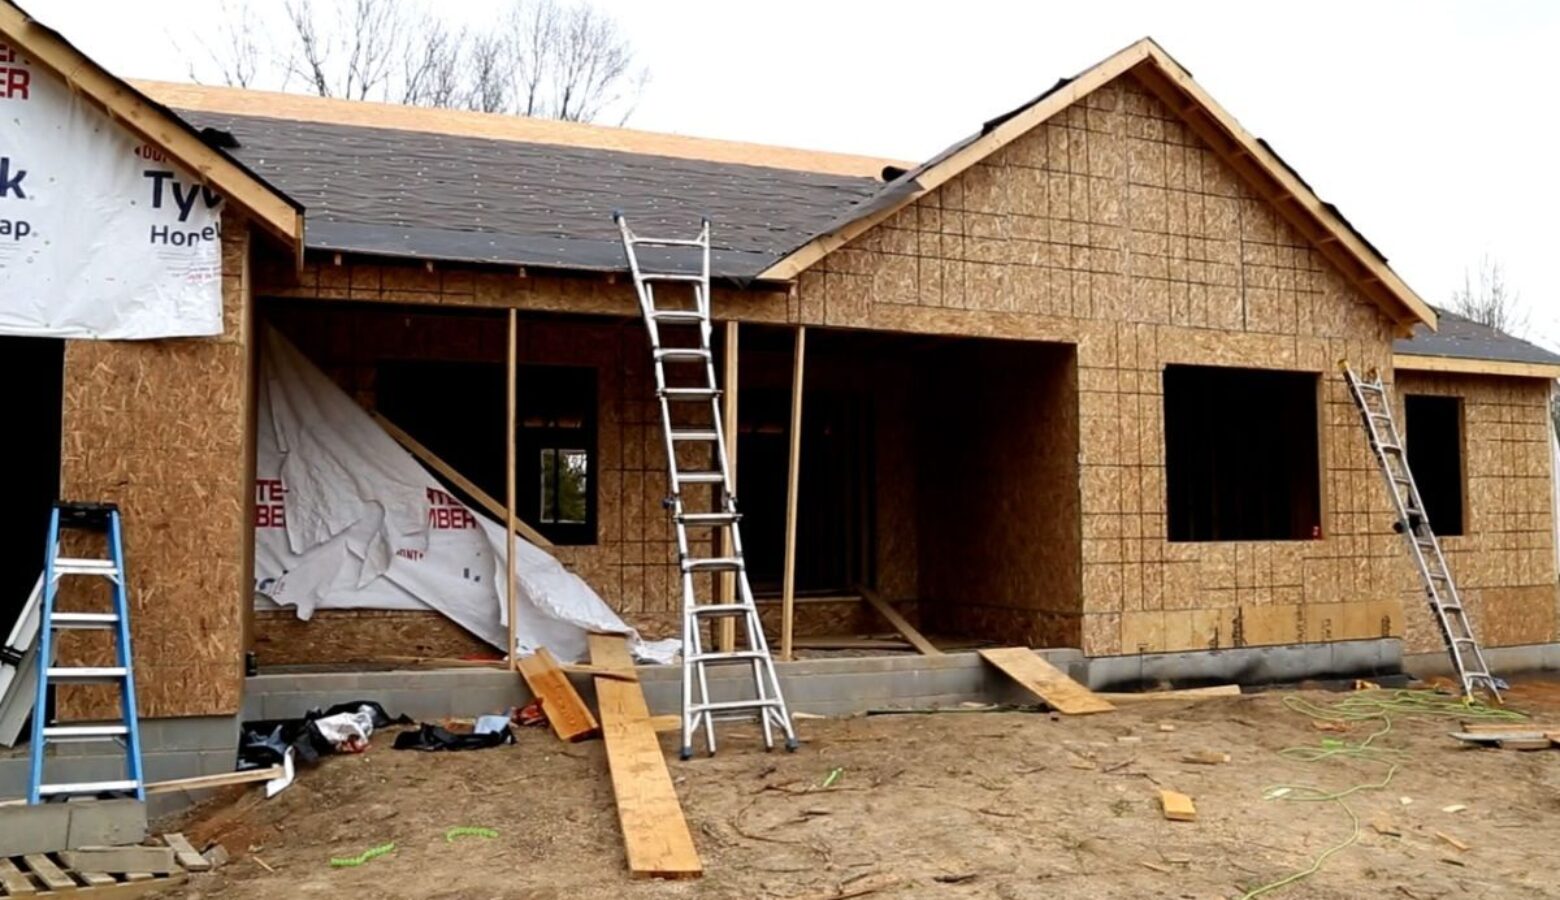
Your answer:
1163;365;1321;542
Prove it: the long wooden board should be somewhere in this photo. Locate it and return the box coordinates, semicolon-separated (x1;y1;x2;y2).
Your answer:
979;648;1115;715
859;588;942;656
1096;685;1241;704
588;634;702;880
516;648;599;742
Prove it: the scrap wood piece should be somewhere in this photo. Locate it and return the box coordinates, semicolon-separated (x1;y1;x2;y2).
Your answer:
1449;730;1553;748
1095;685;1241;704
1459;722;1556;734
978;648;1115;715
588;633;702;880
517;648;600;742
1435;831;1469;852
1496;737;1553;751
1370;815;1402;837
21;854;74;891
162;832;211;872
1179;751;1231;765
858;588;942;656
0;857;35;895
1158;790;1197;822
562;662;639;682
144;765;284;795
371;411;553;548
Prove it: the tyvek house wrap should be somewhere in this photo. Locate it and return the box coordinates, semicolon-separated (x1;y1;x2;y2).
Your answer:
253;327;676;664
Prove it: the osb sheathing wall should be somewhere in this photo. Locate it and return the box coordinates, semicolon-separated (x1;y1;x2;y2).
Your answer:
785;72;1411;657
56;217;252;718
916;342;1082;647
1393;372;1558;651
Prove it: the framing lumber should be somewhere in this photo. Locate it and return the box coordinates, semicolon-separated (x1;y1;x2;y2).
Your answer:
755;38;1434;333
718;321;739;654
0;5;303;252
780;326;807;661
144;766;283;795
506;309;519;667
858;587;942;656
978;648;1115;715
1392;353;1560;380
370;410;555;549
1158;790;1197;822
793;636;915;651
516;647;599;742
1095;685;1241;704
587;633;702;880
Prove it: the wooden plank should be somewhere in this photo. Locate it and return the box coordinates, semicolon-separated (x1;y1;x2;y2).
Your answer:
144;766;282;795
1096;685;1242;704
1497;738;1554;751
60;847;175;876
1449;730;1549;746
516;648;599;742
21;854;75;891
77;870;117;887
978;648;1115;715
780;326;806;661
1460;722;1559;734
718;320;739;654
160;833;210;872
0;857;37;895
371;411;554;549
859;588;943;657
506;309;519;668
1159;790;1197;822
588;634;702;880
793;636;915;651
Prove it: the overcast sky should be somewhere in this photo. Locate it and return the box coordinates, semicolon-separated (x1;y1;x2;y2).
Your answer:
36;0;1560;348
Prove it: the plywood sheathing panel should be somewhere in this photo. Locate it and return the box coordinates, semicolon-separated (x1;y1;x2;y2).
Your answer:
1393;371;1559;651
56;218;253;719
791;75;1409;656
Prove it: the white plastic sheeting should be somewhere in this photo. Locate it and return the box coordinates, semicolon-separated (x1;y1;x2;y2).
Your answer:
254;328;676;664
0;49;225;339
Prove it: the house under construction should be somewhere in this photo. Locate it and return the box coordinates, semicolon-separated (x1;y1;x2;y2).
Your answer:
2;2;1559;797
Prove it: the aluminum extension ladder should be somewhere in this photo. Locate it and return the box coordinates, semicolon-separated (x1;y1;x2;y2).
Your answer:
614;212;799;759
1341;364;1500;701
27;502;146;803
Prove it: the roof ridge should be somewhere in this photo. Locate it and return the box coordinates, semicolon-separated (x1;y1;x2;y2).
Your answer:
131;79;907;179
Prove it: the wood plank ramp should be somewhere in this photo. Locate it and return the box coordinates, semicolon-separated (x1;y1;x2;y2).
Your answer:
516;648;599;742
588;634;702;880
979;647;1116;715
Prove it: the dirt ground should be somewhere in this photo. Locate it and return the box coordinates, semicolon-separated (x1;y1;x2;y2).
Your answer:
160;681;1560;900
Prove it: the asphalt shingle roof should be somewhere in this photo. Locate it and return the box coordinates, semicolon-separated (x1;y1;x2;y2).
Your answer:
1395;307;1560;368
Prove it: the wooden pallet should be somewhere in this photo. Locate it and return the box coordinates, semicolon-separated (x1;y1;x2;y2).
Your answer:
0;852;189;897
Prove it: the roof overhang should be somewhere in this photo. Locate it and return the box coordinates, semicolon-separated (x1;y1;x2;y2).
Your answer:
0;1;304;258
759;38;1437;334
1393;353;1560;380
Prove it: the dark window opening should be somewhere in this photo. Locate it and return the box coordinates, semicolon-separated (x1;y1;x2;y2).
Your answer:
375;360;598;545
1405;394;1464;536
0;336;62;638
1163;365;1322;542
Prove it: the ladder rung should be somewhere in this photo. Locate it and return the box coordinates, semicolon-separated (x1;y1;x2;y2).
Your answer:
47;666;127;682
677;471;726;484
678;512;740;526
671;429;719;442
655;348;712;362
690;604;752;617
643;273;705;283
52;559;119;577
688;650;767;664
660;387;720;401
691;699;784;715
683;557;743;573
652;310;706;324
37;780;139;796
43;724;128;741
51;612;119;630
630;236;705;248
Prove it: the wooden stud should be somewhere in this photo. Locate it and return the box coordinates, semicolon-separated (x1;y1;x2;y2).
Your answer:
144;766;283;794
370;411;554;549
859;586;942;656
719;321;740;654
588;634;702;879
780;326;807;661
506;308;519;668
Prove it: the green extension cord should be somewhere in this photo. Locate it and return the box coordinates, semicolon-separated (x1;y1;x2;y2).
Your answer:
445;826;499;842
1236;690;1526;900
329;842;395;868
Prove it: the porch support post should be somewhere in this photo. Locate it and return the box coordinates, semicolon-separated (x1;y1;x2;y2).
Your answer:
719;321;740;653
506;309;519;670
780;325;807;661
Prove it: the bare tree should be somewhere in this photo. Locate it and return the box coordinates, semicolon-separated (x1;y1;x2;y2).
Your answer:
1449;257;1526;336
192;0;646;124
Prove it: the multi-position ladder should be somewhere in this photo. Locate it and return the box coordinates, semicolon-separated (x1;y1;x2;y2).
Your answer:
28;502;146;803
1341;364;1500;701
613;212;799;759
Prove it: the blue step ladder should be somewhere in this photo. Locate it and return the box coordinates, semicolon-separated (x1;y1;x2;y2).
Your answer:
27;502;145;803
